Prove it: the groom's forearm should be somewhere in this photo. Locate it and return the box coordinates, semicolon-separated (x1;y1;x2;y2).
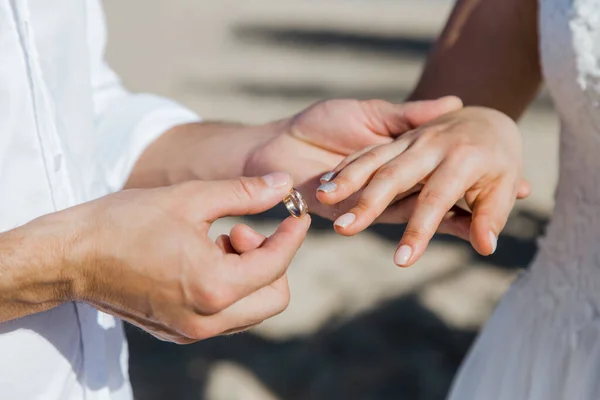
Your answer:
0;217;80;322
408;0;541;120
125;120;283;188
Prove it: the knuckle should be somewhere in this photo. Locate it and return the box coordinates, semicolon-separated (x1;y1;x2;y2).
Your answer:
418;189;448;207
419;126;438;138
403;226;430;242
397;128;420;143
193;282;233;315
357;148;382;165
373;165;398;182
350;197;381;224
414;126;441;144
450;143;484;163
353;197;375;215
231;178;255;203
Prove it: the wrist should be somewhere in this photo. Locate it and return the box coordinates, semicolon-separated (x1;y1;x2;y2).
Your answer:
0;213;81;322
129;120;284;187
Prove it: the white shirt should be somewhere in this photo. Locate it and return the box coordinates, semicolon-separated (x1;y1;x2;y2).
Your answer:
0;0;199;398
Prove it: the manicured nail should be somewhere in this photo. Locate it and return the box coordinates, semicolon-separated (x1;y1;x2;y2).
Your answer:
334;213;356;228
394;245;412;266
489;231;498;254
317;182;337;193
262;172;290;188
320;171;336;183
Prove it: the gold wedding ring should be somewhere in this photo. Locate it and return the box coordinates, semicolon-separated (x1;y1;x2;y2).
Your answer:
283;188;308;218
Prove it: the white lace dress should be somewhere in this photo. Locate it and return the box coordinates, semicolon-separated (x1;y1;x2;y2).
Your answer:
447;0;600;398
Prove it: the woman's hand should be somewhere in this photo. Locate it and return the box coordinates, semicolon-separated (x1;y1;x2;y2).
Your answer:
316;107;526;266
244;97;464;220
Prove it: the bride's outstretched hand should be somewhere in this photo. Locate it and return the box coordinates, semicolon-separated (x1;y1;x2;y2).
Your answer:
316;106;528;267
245;97;464;219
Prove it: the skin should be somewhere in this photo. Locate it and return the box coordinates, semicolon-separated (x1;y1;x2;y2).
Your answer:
0;97;463;341
0;174;310;342
0;0;542;335
316;0;541;266
318;107;523;265
412;0;541;119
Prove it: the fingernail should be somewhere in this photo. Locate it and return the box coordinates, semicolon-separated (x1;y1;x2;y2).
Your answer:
334;213;356;228
320;171;336;183
489;231;498;254
394;245;412;266
317;182;337;193
262;172;290;188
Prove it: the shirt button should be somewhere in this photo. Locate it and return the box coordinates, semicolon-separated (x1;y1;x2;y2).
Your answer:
53;154;63;172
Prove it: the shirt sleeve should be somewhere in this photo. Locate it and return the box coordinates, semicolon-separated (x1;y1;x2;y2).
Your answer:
86;0;201;192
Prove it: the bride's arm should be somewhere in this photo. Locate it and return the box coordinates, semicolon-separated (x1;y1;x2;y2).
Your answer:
316;0;539;262
409;0;541;120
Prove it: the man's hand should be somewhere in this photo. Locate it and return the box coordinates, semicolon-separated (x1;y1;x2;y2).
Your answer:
0;173;309;343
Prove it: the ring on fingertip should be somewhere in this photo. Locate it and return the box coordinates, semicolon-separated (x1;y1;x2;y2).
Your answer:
283;188;308;218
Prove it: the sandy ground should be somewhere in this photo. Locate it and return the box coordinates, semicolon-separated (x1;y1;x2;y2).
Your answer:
102;1;560;399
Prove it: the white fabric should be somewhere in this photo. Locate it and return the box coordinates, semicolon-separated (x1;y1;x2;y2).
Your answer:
448;0;600;398
0;0;200;399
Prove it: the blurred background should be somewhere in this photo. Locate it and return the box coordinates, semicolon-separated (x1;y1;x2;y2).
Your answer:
103;0;559;399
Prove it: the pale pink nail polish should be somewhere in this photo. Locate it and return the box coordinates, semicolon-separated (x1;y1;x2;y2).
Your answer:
334;213;356;228
262;172;290;188
394;245;412;266
489;231;498;254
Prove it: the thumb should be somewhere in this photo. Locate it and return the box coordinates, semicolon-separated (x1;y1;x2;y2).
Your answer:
393;96;463;133
202;172;293;220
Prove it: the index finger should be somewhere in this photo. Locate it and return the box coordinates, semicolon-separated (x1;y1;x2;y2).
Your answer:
224;215;311;297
